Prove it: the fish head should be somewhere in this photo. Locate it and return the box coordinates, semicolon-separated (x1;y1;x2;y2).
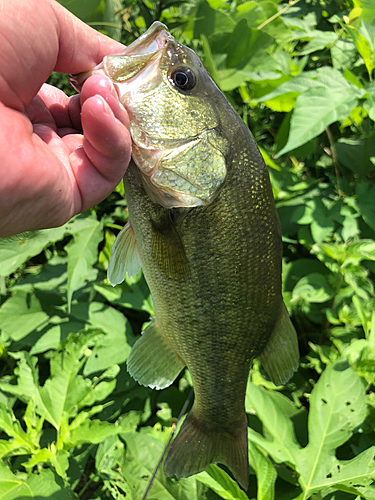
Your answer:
71;22;230;208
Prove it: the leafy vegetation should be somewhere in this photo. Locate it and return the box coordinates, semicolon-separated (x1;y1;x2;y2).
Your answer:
1;0;375;498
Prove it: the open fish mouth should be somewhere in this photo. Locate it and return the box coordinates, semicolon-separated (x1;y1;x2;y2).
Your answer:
70;22;172;91
70;22;229;209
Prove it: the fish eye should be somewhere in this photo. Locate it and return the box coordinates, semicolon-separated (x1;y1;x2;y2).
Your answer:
170;67;196;91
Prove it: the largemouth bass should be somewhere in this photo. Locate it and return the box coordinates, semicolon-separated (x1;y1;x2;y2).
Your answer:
71;22;299;490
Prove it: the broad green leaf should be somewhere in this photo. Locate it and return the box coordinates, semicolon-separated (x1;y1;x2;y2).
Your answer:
335;136;375;178
34;340;92;429
94;272;153;314
235;0;291;43
298;31;338;55
356;183;375;232
0;291;50;342
348;21;375;79
331;39;358;71
0;403;36;454
248;442;277;500
353;0;375;23
66;215;103;310
15;467;72;499
193;0;235;39
0;226;67;277
58;0;101;21
0;462;31;499
255;67;355;105
7;330;107;429
248;363;375;499
0;351;39;402
277;86;359;156
103;0;123;41
246;382;300;465
64;419;125;448
22;447;70;479
345;240;375;265
96;435;125;473
72;302;134;375
121;430;205;500
292;273;336;304
296;363;375;498
195;464;249;500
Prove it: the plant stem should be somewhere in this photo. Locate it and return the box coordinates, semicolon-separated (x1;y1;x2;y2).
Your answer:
325;126;343;197
142;388;194;500
257;0;301;30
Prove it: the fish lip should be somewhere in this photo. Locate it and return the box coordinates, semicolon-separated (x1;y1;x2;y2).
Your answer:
69;22;172;92
122;21;172;56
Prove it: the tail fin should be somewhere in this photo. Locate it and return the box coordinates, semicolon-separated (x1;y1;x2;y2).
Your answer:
164;407;248;490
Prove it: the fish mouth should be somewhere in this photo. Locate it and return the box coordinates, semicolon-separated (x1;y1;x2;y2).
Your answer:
70;22;172;91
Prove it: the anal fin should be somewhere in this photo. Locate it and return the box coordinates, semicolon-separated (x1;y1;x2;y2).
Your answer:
258;303;299;386
127;318;185;390
107;221;142;286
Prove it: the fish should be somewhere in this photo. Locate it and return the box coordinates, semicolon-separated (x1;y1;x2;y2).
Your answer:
71;22;299;490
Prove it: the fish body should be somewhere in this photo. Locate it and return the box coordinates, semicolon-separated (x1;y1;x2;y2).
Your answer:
72;23;299;489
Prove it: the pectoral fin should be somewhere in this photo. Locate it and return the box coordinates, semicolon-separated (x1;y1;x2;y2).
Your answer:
107;221;142;286
127;318;185;390
258;303;299;386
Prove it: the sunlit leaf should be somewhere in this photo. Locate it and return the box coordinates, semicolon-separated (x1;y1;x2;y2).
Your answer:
66;215;103;311
277;87;359;156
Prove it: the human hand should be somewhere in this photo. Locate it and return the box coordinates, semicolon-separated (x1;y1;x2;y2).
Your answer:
0;0;131;237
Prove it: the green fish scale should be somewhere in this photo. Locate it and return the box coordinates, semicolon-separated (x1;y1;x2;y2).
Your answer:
124;116;282;431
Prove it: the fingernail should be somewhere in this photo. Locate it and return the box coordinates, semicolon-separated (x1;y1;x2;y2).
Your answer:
97;95;112;115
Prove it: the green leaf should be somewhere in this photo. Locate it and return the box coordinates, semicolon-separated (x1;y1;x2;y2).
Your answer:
103;0;123;41
66;215;103;311
353;0;375;23
356;183;375;232
0;462;28;499
71;302;134;375
298;31;338;55
255;67;355;105
248;442;277;500
94;272;153;314
58;0;101;21
0;226;67;277
121;429;205;500
193;0;235;39
0;291;50;342
292;273;336;304
65;419;125;448
0;403;36;454
277;86;359;156
335;136;375;178
246;382;300;465
331;39;358;71
248;362;375;499
296;363;374;498
348;21;375;79
22;447;70;479
18;467;72;499
196;464;249;500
